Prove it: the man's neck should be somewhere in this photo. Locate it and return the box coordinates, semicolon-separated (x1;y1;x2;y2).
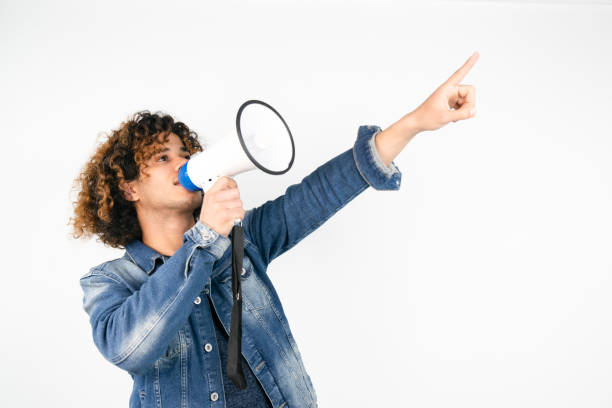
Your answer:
138;210;196;257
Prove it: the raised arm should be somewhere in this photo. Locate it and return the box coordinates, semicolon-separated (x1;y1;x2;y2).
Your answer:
243;125;402;267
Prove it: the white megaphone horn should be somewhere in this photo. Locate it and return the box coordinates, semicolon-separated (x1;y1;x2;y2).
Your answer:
178;100;295;193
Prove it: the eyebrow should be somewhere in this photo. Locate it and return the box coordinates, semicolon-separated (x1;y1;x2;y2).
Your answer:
156;146;189;154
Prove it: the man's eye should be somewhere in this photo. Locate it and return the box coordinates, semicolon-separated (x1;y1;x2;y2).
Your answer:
156;154;190;162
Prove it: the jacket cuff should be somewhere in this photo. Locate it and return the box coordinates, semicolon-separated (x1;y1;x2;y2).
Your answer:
353;125;402;190
183;220;231;260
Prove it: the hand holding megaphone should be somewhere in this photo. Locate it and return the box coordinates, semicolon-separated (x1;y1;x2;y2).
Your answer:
199;176;245;238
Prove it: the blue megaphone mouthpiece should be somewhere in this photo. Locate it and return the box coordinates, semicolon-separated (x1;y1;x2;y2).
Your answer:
178;163;203;192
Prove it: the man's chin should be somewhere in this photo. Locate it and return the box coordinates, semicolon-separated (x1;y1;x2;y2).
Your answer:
169;194;201;210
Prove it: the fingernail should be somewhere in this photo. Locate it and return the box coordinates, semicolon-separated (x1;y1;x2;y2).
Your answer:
470;108;477;116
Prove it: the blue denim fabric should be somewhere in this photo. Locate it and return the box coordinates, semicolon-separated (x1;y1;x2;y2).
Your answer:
79;125;401;408
206;294;272;407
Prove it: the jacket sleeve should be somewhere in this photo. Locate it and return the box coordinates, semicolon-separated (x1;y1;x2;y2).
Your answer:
79;220;230;376
243;125;402;266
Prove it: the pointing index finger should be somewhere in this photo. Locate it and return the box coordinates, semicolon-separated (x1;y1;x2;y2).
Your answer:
446;51;479;86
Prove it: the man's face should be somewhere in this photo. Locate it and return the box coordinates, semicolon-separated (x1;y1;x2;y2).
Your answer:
123;132;202;215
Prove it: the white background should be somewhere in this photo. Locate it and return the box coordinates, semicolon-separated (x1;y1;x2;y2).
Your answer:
1;0;611;406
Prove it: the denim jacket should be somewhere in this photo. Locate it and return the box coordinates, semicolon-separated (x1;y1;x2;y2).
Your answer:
79;125;402;408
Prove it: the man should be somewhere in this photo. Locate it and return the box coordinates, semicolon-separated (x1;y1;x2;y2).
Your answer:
72;53;478;408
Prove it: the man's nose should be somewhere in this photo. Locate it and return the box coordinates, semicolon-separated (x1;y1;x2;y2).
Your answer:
175;156;189;171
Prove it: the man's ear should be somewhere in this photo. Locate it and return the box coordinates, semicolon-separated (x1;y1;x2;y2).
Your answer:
120;180;138;202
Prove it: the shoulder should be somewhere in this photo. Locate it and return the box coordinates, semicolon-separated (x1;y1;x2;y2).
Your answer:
79;254;147;290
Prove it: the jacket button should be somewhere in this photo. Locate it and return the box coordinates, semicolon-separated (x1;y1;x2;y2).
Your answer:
204;343;213;352
194;296;201;304
210;392;219;401
241;267;246;276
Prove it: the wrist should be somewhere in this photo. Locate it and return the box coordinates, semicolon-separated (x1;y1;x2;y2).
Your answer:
395;111;422;137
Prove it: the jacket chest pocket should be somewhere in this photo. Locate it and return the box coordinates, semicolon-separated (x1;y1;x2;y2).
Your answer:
216;263;270;312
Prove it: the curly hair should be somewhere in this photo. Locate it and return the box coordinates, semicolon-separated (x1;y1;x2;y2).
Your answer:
68;110;204;249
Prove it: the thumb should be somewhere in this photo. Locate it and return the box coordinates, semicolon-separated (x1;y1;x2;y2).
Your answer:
448;103;477;123
210;176;231;191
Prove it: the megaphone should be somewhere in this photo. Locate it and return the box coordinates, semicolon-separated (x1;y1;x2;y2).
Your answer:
178;99;295;193
177;99;295;391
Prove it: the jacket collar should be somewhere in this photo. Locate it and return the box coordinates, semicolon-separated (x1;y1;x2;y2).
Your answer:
125;239;167;275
